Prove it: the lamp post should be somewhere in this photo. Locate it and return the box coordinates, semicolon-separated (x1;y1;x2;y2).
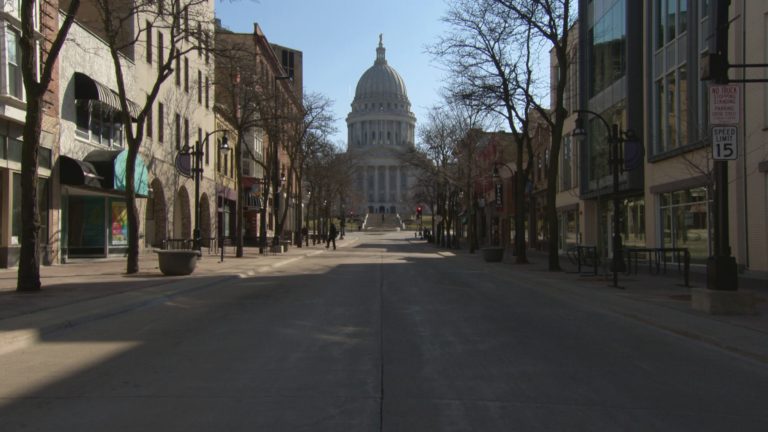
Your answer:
180;131;228;251
217;136;231;262
572;109;636;288
492;162;515;249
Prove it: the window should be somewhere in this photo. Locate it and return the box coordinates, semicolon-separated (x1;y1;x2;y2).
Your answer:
146;99;153;138
659;187;711;262
184;117;189;150
589;0;626;96
197;22;202;57
75;101;124;147
175;55;180;86
198;70;202;104
75;100;90;134
175;113;181;149
184;8;189;41
6;28;23;99
158;103;165;143
657;0;689;49
205;76;209;109
184;57;189;92
146;21;153;64
12;173;21;245
158;31;164;65
205;33;210;64
157;0;164;15
200;128;207;165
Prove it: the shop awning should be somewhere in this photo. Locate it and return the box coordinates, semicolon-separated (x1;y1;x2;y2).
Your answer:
74;72;141;120
60;150;149;197
59;155;103;189
85;149;149;197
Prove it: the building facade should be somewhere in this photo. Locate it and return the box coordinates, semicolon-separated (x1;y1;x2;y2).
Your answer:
553;1;767;274
346;36;416;215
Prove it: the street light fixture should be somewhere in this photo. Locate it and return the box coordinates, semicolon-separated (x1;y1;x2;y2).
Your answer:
572;109;637;288
217;135;231;262
180;130;228;252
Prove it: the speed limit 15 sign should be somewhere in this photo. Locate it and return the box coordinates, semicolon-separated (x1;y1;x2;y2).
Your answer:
711;126;738;160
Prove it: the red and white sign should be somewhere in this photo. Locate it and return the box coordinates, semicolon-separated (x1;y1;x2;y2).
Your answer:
709;85;740;125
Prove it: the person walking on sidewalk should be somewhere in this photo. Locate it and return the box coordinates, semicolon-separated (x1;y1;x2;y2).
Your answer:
326;223;338;250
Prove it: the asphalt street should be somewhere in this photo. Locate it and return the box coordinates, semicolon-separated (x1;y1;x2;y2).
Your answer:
1;232;767;431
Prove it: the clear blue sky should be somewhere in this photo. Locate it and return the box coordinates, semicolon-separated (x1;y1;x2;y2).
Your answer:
214;0;451;147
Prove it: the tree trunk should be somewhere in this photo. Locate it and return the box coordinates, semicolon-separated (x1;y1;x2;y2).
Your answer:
125;145;139;274
17;94;42;291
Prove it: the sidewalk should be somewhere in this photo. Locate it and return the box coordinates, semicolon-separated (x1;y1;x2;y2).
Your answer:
434;241;768;363
0;237;356;355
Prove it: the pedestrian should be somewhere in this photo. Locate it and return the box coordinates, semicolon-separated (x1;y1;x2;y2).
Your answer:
301;226;309;247
326;223;338;250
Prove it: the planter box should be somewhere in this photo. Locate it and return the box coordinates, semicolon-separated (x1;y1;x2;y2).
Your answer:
481;247;504;262
154;249;202;276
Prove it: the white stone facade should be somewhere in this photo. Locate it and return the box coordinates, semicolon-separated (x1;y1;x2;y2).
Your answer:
346;37;416;215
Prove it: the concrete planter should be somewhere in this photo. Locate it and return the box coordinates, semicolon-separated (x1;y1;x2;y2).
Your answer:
154;249;202;276
481;247;504;262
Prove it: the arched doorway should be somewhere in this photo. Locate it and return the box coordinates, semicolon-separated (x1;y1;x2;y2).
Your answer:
199;193;212;248
145;178;167;248
390;206;397;214
368;206;374;214
174;186;191;239
378;205;385;214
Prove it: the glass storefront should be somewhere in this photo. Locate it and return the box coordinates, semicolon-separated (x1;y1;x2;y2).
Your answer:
659;186;711;262
65;195;129;258
558;208;580;251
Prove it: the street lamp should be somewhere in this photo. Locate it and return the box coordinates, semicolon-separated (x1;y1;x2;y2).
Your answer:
179;130;228;251
572;109;637;288
217;135;231;262
492;162;515;249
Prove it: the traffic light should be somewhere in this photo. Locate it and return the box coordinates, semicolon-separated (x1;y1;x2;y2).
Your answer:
416;207;422;218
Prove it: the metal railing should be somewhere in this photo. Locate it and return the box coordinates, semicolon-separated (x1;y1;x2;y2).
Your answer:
624;247;690;287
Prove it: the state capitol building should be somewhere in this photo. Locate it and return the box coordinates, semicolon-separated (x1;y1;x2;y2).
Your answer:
346;36;417;216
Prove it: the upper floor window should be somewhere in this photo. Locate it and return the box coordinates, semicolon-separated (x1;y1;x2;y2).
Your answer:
656;0;688;50
589;0;626;97
146;21;153;64
6;27;23;100
75;101;124;148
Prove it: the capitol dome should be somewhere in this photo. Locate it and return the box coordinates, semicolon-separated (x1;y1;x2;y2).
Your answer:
346;35;417;217
352;36;410;108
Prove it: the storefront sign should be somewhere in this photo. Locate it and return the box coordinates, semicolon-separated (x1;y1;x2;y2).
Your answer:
110;200;128;246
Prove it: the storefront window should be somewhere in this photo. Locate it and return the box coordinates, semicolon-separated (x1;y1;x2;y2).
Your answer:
623;197;645;247
67;196;105;256
11;173;21;245
109;199;128;247
38;178;49;245
659;187;711;262
558;208;580;251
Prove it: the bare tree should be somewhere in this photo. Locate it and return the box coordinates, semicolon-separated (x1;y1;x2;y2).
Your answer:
431;0;539;263
279;92;336;247
494;0;576;270
18;0;81;291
